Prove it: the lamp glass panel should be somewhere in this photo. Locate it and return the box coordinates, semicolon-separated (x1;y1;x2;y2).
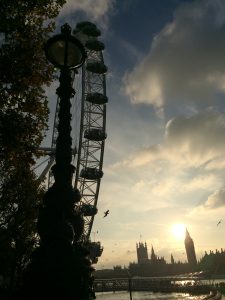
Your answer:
48;40;83;68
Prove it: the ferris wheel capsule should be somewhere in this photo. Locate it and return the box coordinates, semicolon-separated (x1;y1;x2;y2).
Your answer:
84;128;107;141
85;40;105;51
86;61;108;74
86;92;108;104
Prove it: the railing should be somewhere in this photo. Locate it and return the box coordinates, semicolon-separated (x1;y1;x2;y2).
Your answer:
94;277;212;295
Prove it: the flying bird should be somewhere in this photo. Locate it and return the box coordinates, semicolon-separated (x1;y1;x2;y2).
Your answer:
103;210;109;218
217;219;222;226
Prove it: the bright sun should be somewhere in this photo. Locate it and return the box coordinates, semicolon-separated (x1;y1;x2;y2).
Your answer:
171;223;186;240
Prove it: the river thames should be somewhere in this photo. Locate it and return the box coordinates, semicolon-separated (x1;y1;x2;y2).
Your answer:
96;291;225;300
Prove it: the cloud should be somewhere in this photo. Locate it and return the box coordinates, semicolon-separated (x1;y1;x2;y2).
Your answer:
105;110;225;210
165;109;225;166
112;110;225;170
59;0;115;28
205;188;225;209
182;174;219;193
123;0;225;111
189;188;225;219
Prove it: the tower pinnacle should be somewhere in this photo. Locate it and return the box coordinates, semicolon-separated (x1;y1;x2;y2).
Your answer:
184;228;197;269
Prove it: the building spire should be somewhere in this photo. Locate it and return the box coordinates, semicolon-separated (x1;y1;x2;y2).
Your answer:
185;227;190;237
136;240;148;264
171;254;175;264
151;245;157;261
184;227;197;269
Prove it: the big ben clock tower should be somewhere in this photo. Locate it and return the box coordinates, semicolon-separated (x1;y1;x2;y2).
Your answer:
185;228;197;269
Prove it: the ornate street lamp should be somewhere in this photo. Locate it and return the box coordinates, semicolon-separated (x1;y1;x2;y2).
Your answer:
44;23;86;189
20;24;95;300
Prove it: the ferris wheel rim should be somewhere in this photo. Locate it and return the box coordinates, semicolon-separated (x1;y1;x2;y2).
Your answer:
73;28;107;242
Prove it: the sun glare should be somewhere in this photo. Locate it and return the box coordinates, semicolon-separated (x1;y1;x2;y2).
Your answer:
171;223;186;240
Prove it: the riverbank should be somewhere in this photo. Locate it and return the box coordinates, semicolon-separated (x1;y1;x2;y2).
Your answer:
94;277;212;295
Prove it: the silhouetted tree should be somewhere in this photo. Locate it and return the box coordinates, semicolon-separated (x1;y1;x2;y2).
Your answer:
0;0;65;291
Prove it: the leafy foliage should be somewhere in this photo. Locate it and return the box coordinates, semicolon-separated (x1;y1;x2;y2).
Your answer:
0;0;66;288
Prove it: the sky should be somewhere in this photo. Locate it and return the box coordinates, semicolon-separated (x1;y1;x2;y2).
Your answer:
42;0;225;269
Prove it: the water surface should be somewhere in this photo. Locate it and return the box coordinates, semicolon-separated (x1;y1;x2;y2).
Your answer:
96;291;207;300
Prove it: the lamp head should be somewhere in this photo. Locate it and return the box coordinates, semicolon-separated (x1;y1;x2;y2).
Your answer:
45;23;86;69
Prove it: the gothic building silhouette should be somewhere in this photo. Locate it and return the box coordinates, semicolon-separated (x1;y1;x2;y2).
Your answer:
95;229;225;278
130;231;197;276
136;229;197;270
136;242;148;264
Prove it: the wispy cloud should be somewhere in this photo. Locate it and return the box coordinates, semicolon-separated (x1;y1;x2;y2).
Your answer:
204;188;225;209
111;110;225;171
105;110;225;216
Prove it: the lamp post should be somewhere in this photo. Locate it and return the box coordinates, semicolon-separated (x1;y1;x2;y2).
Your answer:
21;24;95;300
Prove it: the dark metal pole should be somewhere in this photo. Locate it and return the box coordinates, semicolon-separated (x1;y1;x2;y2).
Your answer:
53;66;75;187
128;272;132;300
19;24;95;300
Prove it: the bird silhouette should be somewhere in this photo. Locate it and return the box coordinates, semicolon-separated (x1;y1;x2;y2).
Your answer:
103;210;109;218
217;219;222;226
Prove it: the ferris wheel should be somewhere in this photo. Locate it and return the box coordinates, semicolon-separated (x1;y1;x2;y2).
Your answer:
39;22;107;251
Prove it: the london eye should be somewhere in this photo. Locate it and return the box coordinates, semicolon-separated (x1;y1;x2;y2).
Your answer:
38;22;107;260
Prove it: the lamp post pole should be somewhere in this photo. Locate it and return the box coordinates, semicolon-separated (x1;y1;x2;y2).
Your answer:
20;24;95;300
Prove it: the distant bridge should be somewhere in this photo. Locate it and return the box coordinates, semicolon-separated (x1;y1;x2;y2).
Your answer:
94;277;211;294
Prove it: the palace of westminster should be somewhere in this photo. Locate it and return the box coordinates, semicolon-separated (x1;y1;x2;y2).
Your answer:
130;228;225;276
96;228;225;278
